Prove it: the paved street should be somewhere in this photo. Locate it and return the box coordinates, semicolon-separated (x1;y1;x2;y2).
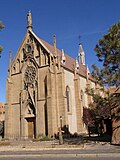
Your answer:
0;149;120;155
0;139;120;160
0;157;120;160
0;158;120;160
0;152;120;160
0;149;120;160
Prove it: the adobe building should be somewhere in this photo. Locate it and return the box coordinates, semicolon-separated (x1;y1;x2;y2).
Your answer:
0;102;5;122
108;87;120;145
0;102;5;137
5;11;97;139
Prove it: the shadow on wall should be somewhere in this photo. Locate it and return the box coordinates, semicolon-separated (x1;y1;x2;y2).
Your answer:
0;121;4;138
111;117;120;145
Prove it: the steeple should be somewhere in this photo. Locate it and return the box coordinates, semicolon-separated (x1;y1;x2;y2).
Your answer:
78;43;85;65
27;11;32;30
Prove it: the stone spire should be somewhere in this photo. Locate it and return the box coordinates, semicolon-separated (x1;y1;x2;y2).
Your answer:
53;35;57;56
8;51;12;76
53;35;58;65
27;11;32;30
61;49;66;64
9;51;12;67
86;65;90;80
78;43;85;65
75;57;79;70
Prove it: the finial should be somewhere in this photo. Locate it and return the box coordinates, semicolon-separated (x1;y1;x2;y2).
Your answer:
78;35;81;45
27;11;32;30
8;51;12;75
75;57;79;70
61;49;66;64
86;65;90;80
53;35;57;56
73;61;76;76
9;51;12;67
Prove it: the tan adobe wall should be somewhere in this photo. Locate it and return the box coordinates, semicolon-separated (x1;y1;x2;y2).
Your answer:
0;102;5;121
64;70;77;134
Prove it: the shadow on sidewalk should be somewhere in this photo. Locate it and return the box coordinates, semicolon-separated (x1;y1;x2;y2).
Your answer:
63;134;112;145
83;134;111;143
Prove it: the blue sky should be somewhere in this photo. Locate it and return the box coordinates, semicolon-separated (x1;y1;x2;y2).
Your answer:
0;0;120;102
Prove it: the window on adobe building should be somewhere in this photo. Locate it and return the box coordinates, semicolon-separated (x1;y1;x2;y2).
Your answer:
16;59;20;73
66;86;71;112
81;90;85;107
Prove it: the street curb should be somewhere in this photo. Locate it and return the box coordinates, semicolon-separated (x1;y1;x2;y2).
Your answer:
0;147;84;151
0;145;119;151
0;153;120;158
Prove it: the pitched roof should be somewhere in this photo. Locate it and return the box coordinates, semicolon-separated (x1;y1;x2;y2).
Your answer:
30;30;95;80
107;86;120;94
39;36;87;78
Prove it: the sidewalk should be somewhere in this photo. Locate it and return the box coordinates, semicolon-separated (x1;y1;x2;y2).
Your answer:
0;139;120;152
0;140;120;158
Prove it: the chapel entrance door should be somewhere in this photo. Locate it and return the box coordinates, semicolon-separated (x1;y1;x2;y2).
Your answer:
27;118;36;139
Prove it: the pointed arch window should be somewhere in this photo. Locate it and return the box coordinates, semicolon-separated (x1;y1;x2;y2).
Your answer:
81;90;85;107
81;90;83;101
66;86;71;112
12;64;16;74
16;59;20;73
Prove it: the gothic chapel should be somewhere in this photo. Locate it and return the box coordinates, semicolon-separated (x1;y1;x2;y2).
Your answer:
5;12;97;139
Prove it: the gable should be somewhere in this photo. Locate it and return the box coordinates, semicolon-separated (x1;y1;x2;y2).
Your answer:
9;30;52;76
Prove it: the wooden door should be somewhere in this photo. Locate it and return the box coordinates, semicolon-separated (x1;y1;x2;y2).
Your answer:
27;118;35;139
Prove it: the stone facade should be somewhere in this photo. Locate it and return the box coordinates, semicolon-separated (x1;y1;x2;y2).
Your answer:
0;103;5;122
5;12;97;139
